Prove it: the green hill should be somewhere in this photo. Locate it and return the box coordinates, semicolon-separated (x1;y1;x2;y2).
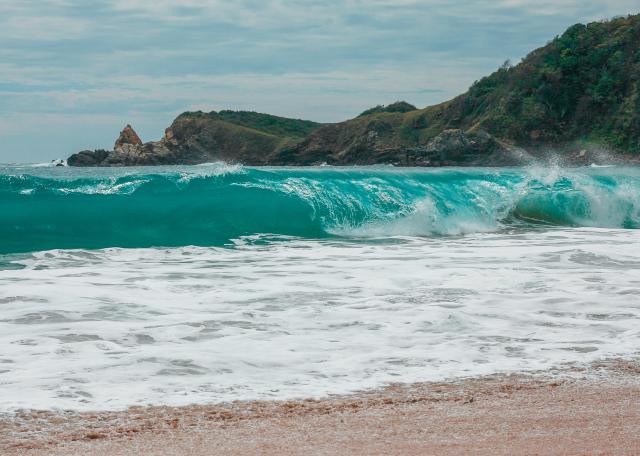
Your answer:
68;111;324;166
286;14;640;165
69;14;640;167
178;110;322;139
424;14;640;151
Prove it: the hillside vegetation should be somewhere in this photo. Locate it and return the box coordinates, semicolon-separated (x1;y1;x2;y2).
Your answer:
359;101;418;117
422;14;640;150
285;14;640;165
69;14;640;166
178;110;322;139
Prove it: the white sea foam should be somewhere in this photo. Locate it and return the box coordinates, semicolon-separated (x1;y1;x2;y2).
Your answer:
186;161;244;178
28;160;66;168
56;179;148;195
0;228;639;411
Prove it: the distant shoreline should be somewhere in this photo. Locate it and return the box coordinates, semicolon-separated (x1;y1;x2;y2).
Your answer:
4;359;639;455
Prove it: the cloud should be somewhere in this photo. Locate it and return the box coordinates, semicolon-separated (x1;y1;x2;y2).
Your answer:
2;15;91;41
0;0;639;162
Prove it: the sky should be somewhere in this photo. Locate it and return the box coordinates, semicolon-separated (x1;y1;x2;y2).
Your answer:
1;1;638;163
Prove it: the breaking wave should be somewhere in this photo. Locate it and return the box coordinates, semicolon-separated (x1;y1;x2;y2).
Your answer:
1;163;639;254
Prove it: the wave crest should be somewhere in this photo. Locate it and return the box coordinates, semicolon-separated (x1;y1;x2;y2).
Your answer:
1;166;639;253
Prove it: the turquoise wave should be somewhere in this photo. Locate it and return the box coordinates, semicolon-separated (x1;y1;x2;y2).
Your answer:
1;164;639;254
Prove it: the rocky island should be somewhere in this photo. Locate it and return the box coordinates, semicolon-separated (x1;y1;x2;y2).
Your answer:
69;14;640;167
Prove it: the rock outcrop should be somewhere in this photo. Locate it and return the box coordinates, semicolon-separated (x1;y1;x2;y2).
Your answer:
68;112;320;167
409;129;518;166
67;149;111;167
114;124;143;150
68;124;175;167
271;117;517;166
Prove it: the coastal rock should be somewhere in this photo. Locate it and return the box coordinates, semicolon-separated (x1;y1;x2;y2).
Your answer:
421;129;505;163
424;129;473;160
68;113;322;167
67;149;110;167
395;129;514;166
114;124;143;150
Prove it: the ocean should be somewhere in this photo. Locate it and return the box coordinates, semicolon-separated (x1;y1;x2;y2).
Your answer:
1;163;639;411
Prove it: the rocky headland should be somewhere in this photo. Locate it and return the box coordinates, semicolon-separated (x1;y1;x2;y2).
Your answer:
69;14;640;167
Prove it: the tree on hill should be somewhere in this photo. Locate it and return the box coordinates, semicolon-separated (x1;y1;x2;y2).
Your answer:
359;101;418;117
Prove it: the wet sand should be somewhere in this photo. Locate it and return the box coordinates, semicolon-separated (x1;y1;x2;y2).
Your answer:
3;360;640;456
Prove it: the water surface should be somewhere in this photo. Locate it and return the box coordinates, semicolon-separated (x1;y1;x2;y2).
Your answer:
0;163;639;410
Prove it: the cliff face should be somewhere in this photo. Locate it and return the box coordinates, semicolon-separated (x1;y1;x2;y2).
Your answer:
69;14;640;167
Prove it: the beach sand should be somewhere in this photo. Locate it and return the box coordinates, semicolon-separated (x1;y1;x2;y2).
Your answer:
3;360;639;456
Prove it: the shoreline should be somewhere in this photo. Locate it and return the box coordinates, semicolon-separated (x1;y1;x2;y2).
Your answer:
63;157;640;168
3;359;639;455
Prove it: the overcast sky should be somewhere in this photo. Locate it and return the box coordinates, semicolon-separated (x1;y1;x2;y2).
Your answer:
1;1;638;163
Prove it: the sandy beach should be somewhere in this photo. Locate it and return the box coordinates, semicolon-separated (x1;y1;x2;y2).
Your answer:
3;360;639;456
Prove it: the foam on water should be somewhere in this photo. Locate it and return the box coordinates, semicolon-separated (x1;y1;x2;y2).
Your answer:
1;228;639;411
